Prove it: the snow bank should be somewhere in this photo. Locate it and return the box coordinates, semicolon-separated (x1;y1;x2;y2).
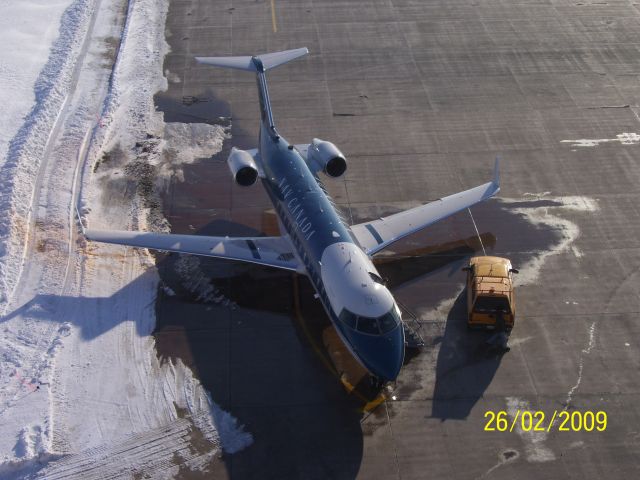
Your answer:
0;0;95;311
0;0;79;168
68;0;253;466
0;0;251;474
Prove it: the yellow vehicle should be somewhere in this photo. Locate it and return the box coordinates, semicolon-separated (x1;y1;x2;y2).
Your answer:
463;256;518;330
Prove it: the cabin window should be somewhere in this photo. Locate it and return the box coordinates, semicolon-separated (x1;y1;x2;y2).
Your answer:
473;296;510;314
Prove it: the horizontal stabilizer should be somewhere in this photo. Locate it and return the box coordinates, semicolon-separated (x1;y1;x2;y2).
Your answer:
195;55;255;71
256;48;309;70
195;48;308;72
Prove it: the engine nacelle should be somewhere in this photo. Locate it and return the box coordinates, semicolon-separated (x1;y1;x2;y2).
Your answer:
227;147;258;186
308;138;347;178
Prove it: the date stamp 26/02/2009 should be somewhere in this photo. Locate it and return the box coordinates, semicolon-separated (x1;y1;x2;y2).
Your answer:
484;410;607;432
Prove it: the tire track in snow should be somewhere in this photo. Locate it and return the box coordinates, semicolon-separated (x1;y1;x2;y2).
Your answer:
36;410;221;479
0;0;132;464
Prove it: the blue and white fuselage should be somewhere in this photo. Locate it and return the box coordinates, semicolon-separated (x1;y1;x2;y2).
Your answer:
84;48;500;384
259;121;405;382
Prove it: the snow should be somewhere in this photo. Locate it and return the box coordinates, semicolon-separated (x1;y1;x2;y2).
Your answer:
561;132;640;147
0;0;94;309
0;0;76;170
501;195;598;286
0;0;251;476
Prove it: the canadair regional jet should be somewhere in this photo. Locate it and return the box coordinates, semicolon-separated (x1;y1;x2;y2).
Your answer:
84;48;499;385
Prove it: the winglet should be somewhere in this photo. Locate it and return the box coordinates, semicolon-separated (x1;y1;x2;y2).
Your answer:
493;156;501;188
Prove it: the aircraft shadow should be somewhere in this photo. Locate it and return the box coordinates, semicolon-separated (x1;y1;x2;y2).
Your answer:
154;249;366;480
151;219;498;477
1;268;158;340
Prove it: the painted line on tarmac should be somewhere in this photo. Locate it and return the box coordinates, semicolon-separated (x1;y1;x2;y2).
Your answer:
270;0;278;33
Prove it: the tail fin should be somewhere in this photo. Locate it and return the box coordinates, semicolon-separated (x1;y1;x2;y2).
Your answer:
195;47;308;72
195;48;309;139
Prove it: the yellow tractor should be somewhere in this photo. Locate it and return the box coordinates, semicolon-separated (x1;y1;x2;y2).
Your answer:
463;256;518;330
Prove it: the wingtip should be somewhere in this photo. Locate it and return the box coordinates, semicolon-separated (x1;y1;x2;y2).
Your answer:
75;204;87;236
493;155;501;187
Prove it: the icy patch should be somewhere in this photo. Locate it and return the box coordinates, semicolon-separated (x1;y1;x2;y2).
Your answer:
161;122;228;181
561;132;640;147
174;255;236;307
476;448;520;479
161;284;176;297
13;425;44;460
564;321;597;409
501;195;598;286
208;394;254;454
164;69;181;84
506;397;555;463
416;296;456;323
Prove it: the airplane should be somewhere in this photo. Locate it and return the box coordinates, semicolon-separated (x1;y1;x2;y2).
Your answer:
83;48;500;386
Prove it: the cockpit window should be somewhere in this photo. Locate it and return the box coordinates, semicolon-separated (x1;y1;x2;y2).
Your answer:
378;307;400;333
357;316;379;334
339;309;358;329
338;304;401;335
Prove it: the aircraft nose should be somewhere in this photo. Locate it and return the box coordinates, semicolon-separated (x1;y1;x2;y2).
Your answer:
353;325;405;382
376;329;405;381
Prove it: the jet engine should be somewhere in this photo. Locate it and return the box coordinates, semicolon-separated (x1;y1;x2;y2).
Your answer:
307;138;347;178
227;147;259;186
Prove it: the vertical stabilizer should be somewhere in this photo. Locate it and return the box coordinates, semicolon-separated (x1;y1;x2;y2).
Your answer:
195;48;309;138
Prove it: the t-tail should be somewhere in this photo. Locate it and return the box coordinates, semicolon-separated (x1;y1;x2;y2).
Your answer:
195;48;308;140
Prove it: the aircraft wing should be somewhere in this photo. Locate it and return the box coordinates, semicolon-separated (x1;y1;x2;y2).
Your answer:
84;229;302;272
350;159;500;256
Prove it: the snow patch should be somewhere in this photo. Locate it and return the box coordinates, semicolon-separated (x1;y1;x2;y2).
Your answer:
416;296;457;323
174;255;236;307
561;132;640;147
501;195;598;286
0;0;250;472
162;122;228;181
564;321;597;409
506;397;555;463
0;0;95;314
13;425;44;460
207;395;254;454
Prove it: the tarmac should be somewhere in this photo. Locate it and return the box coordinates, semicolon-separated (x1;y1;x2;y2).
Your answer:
153;0;640;478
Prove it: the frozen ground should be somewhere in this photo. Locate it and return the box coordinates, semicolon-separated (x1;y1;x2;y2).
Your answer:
0;0;77;171
0;0;249;477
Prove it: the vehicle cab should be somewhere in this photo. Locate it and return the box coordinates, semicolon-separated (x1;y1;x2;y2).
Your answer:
463;256;517;330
